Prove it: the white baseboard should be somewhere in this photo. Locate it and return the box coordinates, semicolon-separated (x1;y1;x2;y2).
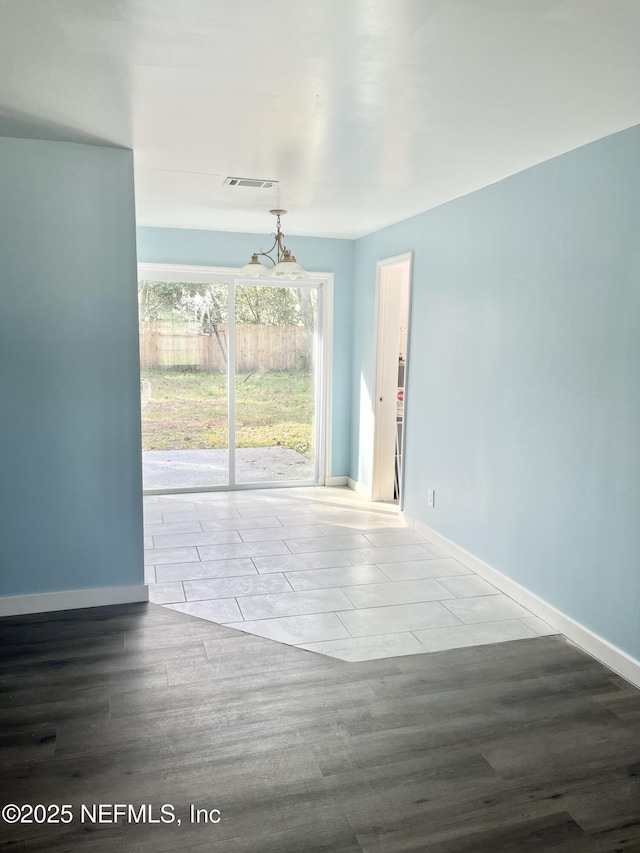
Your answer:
325;476;348;487
347;477;370;500
0;584;149;618
406;515;640;690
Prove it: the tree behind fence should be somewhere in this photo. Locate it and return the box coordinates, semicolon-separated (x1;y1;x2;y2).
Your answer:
139;322;311;371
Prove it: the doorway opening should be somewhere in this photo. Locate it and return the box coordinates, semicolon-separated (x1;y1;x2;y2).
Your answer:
138;264;330;493
371;253;412;506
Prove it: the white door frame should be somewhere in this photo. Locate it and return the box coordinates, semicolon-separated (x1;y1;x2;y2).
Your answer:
371;252;413;506
137;262;334;494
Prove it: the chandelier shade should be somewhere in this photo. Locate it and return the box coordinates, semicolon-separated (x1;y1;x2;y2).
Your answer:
239;253;270;277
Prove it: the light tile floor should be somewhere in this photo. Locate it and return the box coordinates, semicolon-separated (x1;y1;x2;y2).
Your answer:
144;486;559;661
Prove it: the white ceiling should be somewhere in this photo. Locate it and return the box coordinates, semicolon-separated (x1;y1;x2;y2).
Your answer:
0;0;639;238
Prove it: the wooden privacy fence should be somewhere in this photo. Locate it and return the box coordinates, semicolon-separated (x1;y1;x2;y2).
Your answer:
139;322;312;371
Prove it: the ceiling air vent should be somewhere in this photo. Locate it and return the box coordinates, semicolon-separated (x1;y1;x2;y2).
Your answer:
224;177;278;189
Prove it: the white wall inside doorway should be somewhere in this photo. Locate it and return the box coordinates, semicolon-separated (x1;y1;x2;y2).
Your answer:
371;253;413;505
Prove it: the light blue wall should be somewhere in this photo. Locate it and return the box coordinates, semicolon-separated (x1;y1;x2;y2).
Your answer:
352;124;640;659
0;137;143;597
136;226;354;477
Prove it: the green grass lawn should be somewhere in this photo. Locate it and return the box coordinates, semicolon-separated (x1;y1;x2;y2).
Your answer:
141;369;314;456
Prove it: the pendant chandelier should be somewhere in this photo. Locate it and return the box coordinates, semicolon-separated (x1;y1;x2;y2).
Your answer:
240;209;309;279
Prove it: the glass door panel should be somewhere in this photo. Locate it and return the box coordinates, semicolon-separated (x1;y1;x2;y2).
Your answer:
139;280;229;490
234;283;319;484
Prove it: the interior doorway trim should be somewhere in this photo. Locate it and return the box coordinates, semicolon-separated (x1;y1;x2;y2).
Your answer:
371;252;413;508
137;262;334;494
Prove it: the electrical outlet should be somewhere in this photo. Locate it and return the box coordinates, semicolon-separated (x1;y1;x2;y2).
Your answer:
427;488;435;508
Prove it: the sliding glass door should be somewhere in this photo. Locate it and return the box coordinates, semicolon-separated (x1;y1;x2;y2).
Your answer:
139;280;230;490
234;283;319;484
139;270;323;492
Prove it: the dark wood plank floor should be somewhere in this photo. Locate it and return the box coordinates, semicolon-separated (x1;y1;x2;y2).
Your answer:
1;602;640;852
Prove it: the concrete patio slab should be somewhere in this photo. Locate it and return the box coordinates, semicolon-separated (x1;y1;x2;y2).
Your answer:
143;447;314;489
